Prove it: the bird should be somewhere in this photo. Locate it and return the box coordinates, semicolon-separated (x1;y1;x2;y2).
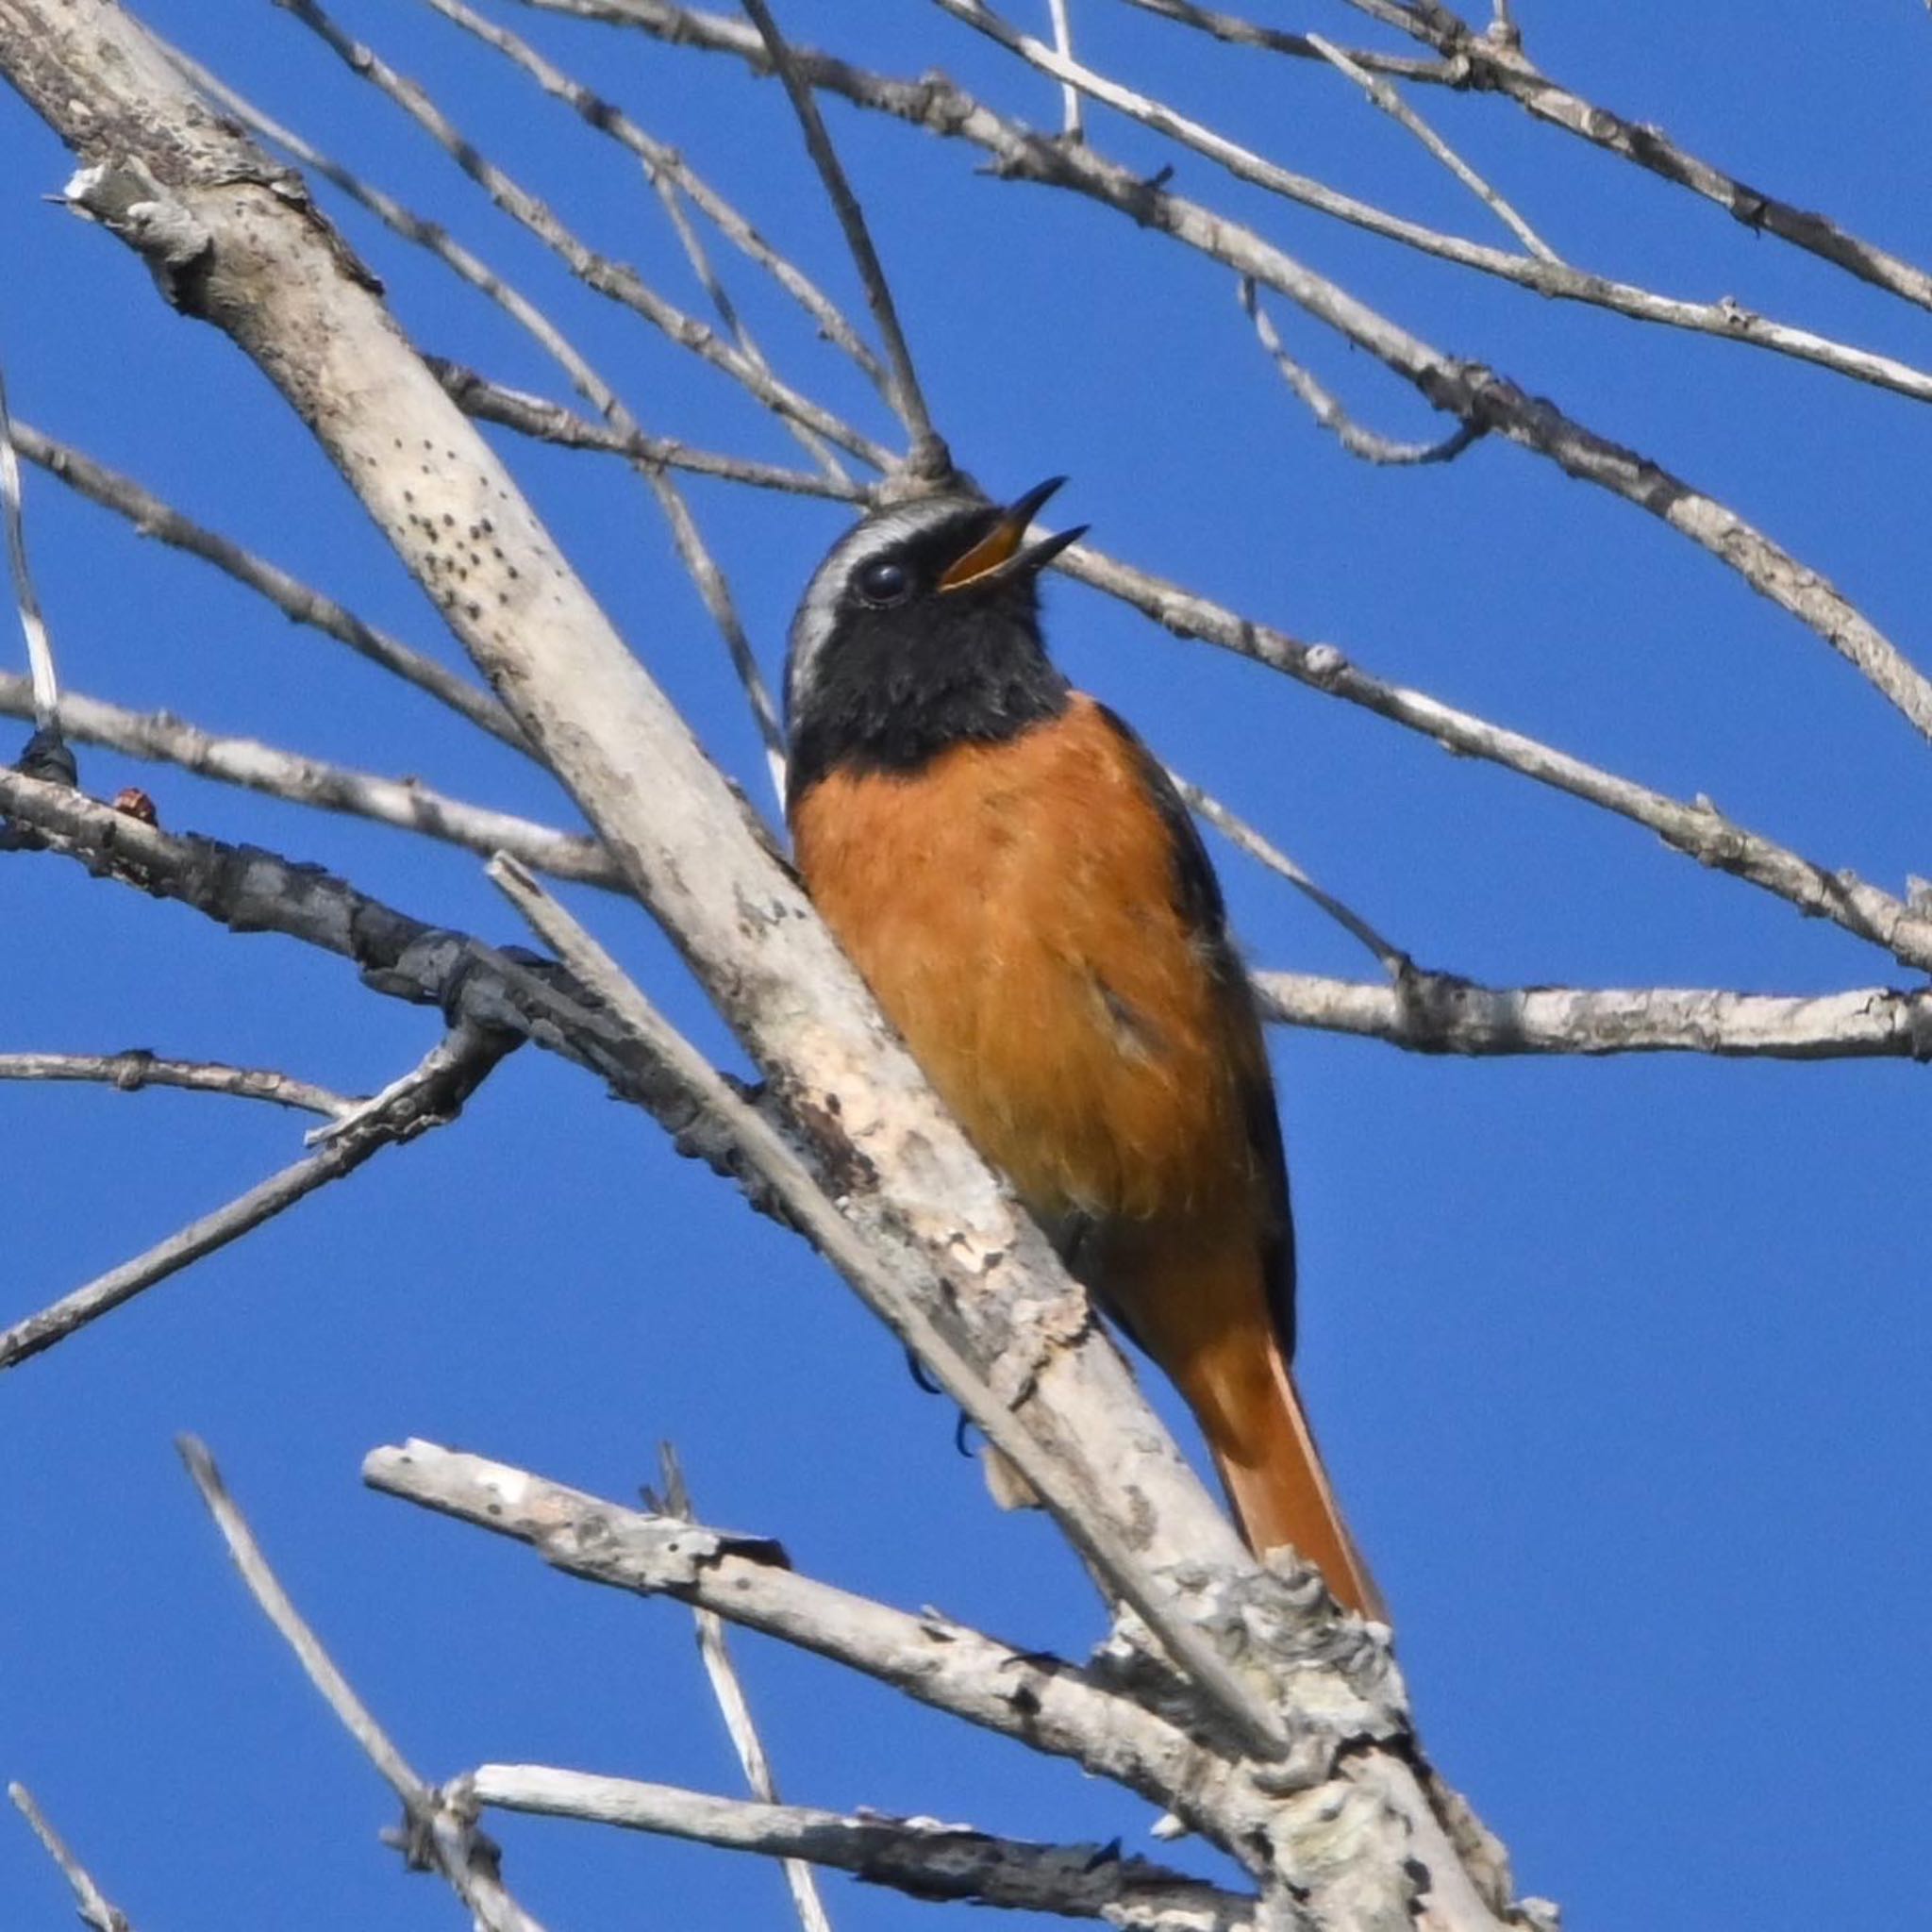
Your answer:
784;478;1383;1620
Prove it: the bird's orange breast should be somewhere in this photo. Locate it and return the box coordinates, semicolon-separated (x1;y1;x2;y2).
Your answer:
790;696;1264;1235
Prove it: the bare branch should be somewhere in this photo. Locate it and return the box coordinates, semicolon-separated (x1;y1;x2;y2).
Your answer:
740;0;949;475
365;1441;1222;1821
1349;1;1932;313
1236;277;1482;466
580;4;1932;748
8;1785;134;1932
431;360;860;500
0;769;818;1221
0;1023;510;1371
1058;541;1932;974
1257;971;1932;1060
418;0;889;395
0;671;617;882
176;44;789;798
1046;0;1083;139
657;1447;833;1932
0;366;58;734
177;1437;549;1932
0;1048;349;1115
1119;0;1454;80
483;850;1292;1747
0;25;1518;1914
939;0;1932;411
12;420;523;750
271;0;891;468
1303;31;1557;260
1169;770;1407;973
466;1762;1253;1930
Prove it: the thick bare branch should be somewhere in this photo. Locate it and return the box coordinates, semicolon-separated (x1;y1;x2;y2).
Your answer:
178;1438;548;1932
367;1441;1521;1928
0;1023;509;1371
0;17;1520;1917
466;1762;1253;1929
364;1441;1225;1824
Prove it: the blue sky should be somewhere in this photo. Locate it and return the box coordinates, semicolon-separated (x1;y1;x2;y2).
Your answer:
4;3;1930;1927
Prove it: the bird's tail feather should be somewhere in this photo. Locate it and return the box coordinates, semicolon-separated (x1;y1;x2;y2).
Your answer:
1208;1339;1385;1621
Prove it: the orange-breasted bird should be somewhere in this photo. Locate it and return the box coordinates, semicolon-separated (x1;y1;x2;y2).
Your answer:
785;480;1383;1620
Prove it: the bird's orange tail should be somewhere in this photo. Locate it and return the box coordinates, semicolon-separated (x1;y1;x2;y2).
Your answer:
1208;1341;1385;1622
1135;1265;1385;1622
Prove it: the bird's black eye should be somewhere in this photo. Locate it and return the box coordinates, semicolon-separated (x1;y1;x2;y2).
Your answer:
855;557;911;607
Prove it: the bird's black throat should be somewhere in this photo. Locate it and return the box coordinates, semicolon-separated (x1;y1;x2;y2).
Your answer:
786;585;1071;805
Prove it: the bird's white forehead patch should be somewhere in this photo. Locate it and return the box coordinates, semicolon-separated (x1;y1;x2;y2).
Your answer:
786;494;984;715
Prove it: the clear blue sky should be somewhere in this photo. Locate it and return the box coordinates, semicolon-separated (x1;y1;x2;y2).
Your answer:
5;4;1929;1927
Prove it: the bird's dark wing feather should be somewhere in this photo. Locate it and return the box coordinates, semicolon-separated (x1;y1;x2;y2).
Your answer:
1090;704;1298;1361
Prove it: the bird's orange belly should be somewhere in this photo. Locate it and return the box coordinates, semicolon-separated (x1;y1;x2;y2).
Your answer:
791;707;1255;1230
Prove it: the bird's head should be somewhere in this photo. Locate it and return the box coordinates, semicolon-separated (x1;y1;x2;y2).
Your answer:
784;479;1087;802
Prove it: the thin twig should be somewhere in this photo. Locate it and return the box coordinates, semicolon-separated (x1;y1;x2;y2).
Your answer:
466;1761;1253;1928
1304;32;1557;260
0;1024;510;1371
658;1447;834;1932
1236;277;1481;465
8;1785;134;1932
1046;0;1083;137
1339;0;1932;314
1119;0;1453;79
11;419;522;750
739;0;951;476
588;6;1932;747
0;1049;349;1116
177;1438;549;1932
1169;769;1407;972
0;368;59;733
642;156;853;486
418;0;890;397
947;0;1932;407
269;0;891;468
430;361;862;499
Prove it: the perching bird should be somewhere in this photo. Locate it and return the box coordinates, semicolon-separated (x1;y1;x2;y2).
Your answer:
785;480;1382;1620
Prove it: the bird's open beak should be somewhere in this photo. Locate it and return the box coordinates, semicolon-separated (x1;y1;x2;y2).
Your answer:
937;477;1088;593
